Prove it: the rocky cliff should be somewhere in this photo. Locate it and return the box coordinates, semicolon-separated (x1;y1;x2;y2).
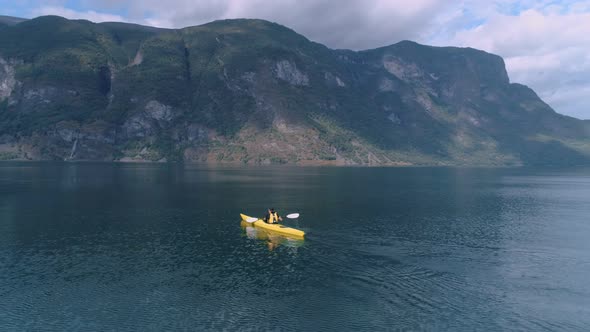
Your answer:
1;16;589;165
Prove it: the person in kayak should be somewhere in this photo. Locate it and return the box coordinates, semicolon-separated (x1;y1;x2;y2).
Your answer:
264;208;283;224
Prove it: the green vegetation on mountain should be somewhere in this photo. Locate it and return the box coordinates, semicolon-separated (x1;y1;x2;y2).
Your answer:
0;15;589;165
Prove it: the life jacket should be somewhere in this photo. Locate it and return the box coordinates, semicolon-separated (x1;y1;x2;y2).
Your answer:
268;212;279;224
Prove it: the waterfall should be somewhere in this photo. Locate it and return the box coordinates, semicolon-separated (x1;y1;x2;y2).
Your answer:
68;139;78;160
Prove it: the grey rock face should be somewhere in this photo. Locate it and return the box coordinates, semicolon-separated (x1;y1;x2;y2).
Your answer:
123;115;155;138
21;87;61;112
186;124;209;142
388;113;401;124
275;60;309;86
122;100;173;139
379;78;396;92
145;100;173;122
57;127;78;142
0;57;17;100
324;72;345;87
130;49;143;66
383;56;423;82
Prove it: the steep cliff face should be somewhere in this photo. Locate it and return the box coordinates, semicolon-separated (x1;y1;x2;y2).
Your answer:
0;16;589;165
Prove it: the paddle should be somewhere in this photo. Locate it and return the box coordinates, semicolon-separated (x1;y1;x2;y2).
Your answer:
244;213;299;223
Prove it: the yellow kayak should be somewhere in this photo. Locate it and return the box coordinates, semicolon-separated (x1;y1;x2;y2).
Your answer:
240;213;305;238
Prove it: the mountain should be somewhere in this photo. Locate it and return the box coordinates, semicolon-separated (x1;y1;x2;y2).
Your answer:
1;15;589;165
0;15;28;27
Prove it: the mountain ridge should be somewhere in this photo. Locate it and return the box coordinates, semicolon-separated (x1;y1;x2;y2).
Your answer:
0;15;28;27
1;15;589;165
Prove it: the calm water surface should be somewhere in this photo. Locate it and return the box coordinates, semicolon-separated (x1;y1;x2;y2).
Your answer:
1;163;589;331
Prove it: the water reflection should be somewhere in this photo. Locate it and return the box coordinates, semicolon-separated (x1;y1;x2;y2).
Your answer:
240;221;304;251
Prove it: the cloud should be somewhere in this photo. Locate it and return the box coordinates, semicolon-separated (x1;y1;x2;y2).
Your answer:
79;0;454;50
448;5;590;119
31;6;126;23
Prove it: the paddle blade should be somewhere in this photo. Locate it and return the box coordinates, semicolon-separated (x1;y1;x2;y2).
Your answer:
286;213;300;219
246;217;258;223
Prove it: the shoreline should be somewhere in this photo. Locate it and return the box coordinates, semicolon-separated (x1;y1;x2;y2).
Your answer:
0;158;570;168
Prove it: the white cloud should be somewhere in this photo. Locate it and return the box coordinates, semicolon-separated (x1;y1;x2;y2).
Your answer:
100;0;453;50
447;5;590;119
31;6;126;23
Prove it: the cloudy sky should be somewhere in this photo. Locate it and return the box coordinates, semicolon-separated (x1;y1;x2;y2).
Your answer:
3;0;590;119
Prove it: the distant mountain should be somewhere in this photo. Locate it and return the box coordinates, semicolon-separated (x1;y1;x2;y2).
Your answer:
0;15;28;27
1;15;589;165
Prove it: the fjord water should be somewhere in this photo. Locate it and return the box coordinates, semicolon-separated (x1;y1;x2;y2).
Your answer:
1;163;589;331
